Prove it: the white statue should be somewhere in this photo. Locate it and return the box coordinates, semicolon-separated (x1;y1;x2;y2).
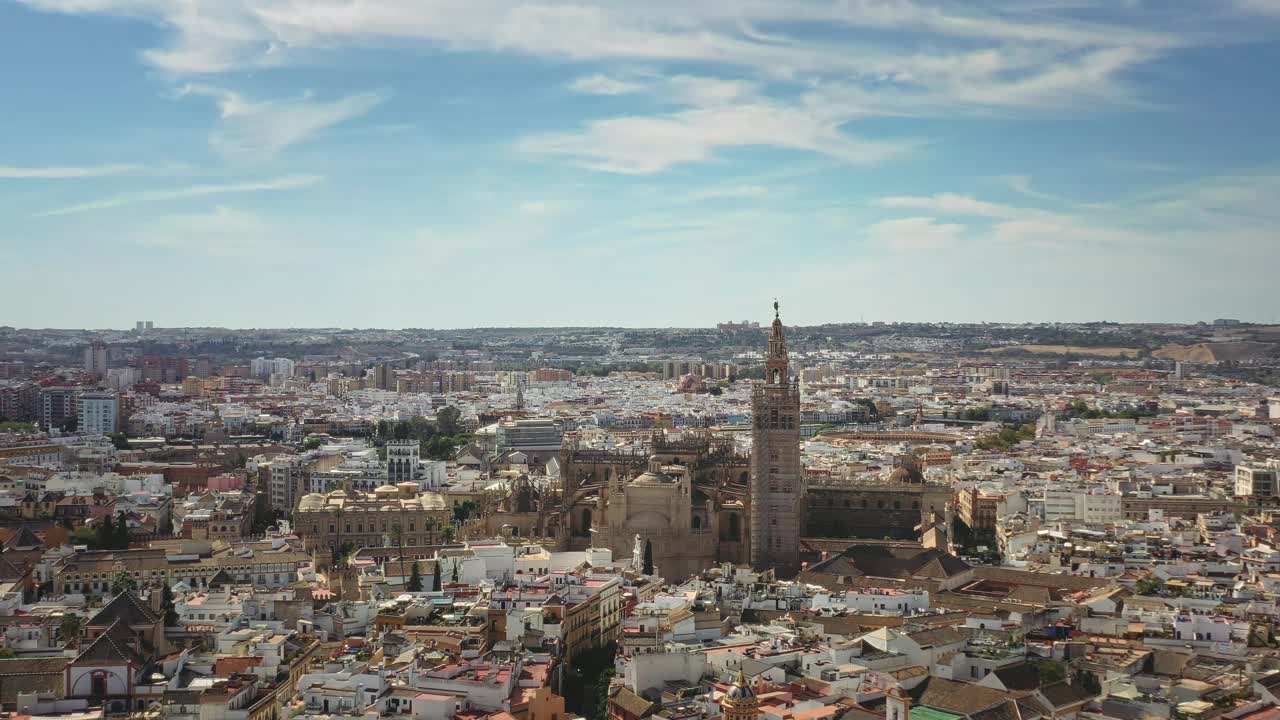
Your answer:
632;533;644;571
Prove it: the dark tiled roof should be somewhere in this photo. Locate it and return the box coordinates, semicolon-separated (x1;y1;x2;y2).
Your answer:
914;677;1012;715
90;590;160;628
906;627;965;648
972;567;1111;592
807;545;971;581
1038;682;1096;708
993;663;1041;692
73;619;146;666
4;524;42;549
610;686;656;718
1015;695;1052;720
0;657;67;705
969;700;1021;720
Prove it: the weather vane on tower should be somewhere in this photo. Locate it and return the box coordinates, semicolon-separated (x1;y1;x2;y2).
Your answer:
773;298;779;319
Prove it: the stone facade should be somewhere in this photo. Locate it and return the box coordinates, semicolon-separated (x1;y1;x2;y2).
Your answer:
750;304;802;577
293;484;450;568
590;458;719;582
556;433;750;578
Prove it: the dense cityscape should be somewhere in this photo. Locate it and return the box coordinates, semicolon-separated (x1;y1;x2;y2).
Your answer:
5;1;1280;720
0;309;1279;720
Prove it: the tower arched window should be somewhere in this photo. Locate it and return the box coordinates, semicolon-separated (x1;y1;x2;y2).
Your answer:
728;514;741;540
692;516;702;530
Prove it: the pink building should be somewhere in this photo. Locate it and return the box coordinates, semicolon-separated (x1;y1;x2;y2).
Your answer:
207;474;245;491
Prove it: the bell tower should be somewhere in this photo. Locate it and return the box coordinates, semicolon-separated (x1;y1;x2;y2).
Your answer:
749;300;802;577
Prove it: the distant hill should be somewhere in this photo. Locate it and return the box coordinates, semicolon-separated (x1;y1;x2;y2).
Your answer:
1153;341;1279;363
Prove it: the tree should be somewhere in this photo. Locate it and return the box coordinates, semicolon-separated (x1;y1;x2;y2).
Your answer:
442;525;456;544
436;406;462;436
70;525;97;548
1135;577;1165;596
643;539;654;575
1036;662;1067;685
162;583;179;627
302;436;324;451
96;514;115;549
114;511;131;549
108;432;130;450
433;559;442;592
1075;669;1102;695
451;559;460;584
58;612;85;644
453;500;478;523
407;564;423;592
111;569;137;596
336;541;355;567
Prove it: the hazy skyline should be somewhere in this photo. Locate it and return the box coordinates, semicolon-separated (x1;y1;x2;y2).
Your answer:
3;1;1279;328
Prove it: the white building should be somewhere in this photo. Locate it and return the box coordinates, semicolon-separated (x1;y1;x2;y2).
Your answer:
1173;614;1234;643
83;342;108;376
1236;463;1277;498
844;587;929;615
268;457;304;516
77;391;119;435
250;357;296;379
387;440;421;484
1043;488;1122;523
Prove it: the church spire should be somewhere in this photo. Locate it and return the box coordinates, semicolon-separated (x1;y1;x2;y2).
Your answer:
766;300;789;385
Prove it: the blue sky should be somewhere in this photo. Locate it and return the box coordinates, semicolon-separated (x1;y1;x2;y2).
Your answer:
2;0;1279;329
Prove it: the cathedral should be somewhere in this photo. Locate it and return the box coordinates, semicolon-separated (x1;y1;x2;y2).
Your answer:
550;302;803;580
492;302;935;582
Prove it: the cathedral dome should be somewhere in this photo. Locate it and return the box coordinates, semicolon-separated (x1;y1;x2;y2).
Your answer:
725;670;755;701
887;466;924;484
631;470;671;485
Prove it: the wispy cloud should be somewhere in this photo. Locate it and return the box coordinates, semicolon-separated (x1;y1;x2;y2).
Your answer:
879;193;1019;219
569;74;645;96
35;175;324;218
992;175;1061;202
179;84;388;158
0;163;145;179
133;205;277;255
20;0;1233;175
868;216;966;252
1235;0;1280;17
